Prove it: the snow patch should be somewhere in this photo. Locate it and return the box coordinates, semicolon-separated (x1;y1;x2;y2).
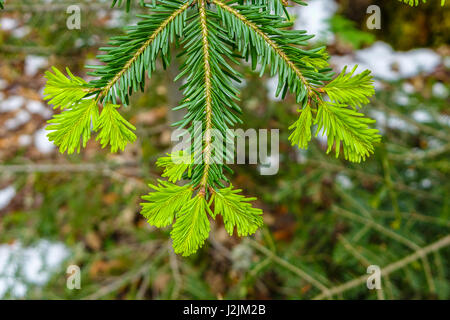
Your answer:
336;173;353;189
266;76;283;101
0;17;19;31
331;42;441;81
0;240;70;298
11;26;31;39
26;100;52;118
394;93;409;106
25;56;48;77
0;186;16;211
0;96;26;113
34;127;55;154
412;110;433;123
402;83;415;94
437;115;450;128
420;179;432;189
287;0;338;44
18;135;32;147
315;127;328;145
5;110;31;130
370;110;417;134
432;82;448;99
0;78;8;90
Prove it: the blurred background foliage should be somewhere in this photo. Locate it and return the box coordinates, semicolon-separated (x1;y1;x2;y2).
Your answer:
0;0;449;299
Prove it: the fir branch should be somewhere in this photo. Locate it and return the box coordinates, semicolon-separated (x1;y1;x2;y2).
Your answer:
89;0;192;105
156;151;193;183
315;101;381;162
211;186;263;237
110;0;143;11
173;1;242;188
199;0;214;188
141;180;193;228
240;0;292;16
94;103;137;152
288;104;313;149
214;0;325;106
301;48;330;72
41;0;385;256
323;66;375;108
46;99;98;154
43;67;90;110
215;0;379;163
399;0;446;6
171;194;212;256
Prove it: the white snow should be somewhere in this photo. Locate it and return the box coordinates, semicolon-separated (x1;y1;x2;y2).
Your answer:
266;76;283;101
26;100;52;118
331;41;441;81
4;110;31;130
24;56;48;77
394;93;409;106
370;110;418;134
315;127;329;145
437;115;450;128
34;127;55;154
444;56;450;69
402;82;415;94
336;173;353;189
427;138;444;149
412;110;433;123
0;17;19;31
0;240;70;298
11;26;31;39
18;135;32;147
287;0;338;44
0;78;8;90
0;186;16;211
373;80;385;91
0;96;26;113
420;178;432;189
432;82;448;99
105;10;125;28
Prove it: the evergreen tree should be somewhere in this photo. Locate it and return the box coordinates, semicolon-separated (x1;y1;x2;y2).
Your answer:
41;0;385;256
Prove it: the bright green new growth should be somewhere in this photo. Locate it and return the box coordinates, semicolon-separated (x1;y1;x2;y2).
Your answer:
44;68;136;153
212;186;263;237
171;194;212;256
43;67;89;110
316;101;379;162
398;0;446;5
156;152;193;183
324;66;374;108
289;104;312;150
141;181;193;228
46;99;98;154
42;0;382;256
95;104;137;153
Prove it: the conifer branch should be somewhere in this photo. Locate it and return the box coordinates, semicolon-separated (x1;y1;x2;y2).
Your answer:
213;0;317;100
199;0;214;188
399;0;446;5
42;0;385;256
90;0;192;104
